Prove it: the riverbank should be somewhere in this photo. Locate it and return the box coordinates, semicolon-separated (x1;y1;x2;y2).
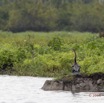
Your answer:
42;73;104;92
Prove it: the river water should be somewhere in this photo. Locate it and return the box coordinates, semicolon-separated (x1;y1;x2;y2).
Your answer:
0;75;104;103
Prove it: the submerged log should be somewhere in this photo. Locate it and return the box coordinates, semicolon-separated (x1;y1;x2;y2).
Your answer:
42;73;104;92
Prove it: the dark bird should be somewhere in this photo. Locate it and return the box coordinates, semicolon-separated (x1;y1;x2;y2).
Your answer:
72;49;80;75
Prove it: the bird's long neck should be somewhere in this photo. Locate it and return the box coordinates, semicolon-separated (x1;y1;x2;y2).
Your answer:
73;50;77;64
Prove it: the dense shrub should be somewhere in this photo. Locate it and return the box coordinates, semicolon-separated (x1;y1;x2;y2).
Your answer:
48;37;62;51
0;31;104;77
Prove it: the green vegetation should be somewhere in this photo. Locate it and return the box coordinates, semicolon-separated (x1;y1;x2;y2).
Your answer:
0;0;104;32
0;0;103;78
0;31;104;77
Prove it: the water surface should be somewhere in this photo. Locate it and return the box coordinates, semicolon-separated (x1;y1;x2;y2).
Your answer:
0;75;104;103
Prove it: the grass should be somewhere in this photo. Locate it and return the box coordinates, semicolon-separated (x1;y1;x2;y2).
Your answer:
0;31;103;77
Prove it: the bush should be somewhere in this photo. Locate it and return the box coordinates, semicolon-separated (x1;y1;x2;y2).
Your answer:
48;37;62;51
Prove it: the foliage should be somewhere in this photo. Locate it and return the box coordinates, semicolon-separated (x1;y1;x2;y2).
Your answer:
0;0;104;32
0;31;104;77
48;37;62;51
